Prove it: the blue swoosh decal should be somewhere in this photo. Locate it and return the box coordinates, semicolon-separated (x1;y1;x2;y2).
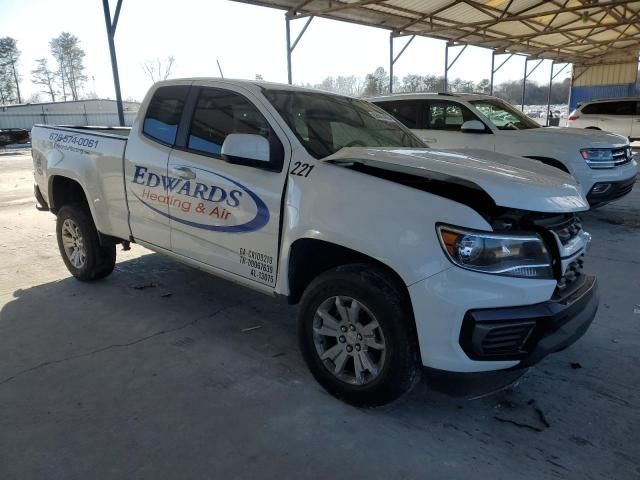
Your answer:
132;165;270;233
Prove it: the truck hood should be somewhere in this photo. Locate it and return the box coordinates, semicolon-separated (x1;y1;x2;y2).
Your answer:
503;126;629;147
322;147;589;213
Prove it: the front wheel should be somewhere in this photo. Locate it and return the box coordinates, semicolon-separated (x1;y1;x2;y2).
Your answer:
298;264;420;406
56;204;116;281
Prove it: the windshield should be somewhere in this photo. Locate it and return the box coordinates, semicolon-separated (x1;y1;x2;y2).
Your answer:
470;99;540;130
263;89;425;158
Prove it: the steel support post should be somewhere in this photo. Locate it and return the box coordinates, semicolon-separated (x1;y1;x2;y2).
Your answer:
522;58;543;111
490;52;495;95
285;14;313;85
444;44;467;92
389;34;415;94
444;44;448;92
546;62;570;125
102;0;125;126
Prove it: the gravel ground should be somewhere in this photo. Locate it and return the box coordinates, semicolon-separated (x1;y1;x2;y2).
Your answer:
0;147;638;480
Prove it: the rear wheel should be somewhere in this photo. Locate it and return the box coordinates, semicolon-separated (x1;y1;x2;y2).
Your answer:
298;264;420;406
56;205;116;281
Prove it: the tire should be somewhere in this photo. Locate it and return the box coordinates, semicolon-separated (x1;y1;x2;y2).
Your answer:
56;204;116;281
298;264;420;406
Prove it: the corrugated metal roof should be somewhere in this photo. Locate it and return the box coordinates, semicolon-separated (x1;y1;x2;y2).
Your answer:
237;0;640;65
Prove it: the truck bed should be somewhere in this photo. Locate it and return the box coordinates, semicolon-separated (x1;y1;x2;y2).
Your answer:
50;125;131;138
31;124;132;241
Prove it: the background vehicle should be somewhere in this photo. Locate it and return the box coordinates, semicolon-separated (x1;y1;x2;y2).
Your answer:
0;128;30;146
567;97;640;140
373;93;638;207
32;80;598;406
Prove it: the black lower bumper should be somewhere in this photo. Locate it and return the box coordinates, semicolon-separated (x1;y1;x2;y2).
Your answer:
34;184;49;211
460;275;599;366
587;176;636;207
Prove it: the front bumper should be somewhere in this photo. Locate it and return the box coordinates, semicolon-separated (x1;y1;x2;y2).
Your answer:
586;175;636;207
408;263;598;373
460;275;598;366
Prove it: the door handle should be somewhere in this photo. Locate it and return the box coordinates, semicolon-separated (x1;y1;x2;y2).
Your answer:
171;166;196;180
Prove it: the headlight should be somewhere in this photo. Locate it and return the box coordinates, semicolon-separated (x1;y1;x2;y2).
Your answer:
580;148;630;168
437;225;553;279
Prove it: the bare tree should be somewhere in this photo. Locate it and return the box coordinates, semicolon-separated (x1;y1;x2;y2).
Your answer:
26;92;42;103
0;37;21;103
0;77;14;104
50;32;87;101
31;58;58;102
142;56;176;83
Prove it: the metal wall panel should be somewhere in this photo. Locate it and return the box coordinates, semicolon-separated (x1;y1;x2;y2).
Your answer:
0;100;139;131
573;62;638;87
0;112;138;130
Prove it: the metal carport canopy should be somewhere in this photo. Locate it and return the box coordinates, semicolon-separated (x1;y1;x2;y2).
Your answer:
236;0;640;65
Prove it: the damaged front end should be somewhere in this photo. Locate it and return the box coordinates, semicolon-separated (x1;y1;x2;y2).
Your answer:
326;148;598;365
458;210;598;364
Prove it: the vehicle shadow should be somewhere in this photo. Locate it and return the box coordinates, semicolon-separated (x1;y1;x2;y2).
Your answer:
1;251;534;409
1;252;632;479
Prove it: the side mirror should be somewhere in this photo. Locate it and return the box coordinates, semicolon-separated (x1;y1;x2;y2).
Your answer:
461;120;487;133
221;133;270;164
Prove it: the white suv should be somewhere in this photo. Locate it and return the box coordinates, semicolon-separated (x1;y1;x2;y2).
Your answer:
567;97;640;140
372;93;637;208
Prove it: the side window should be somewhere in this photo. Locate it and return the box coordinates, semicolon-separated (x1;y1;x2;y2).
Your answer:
143;85;189;145
610;101;634;115
581;103;599;114
426;101;477;131
583;101;634;115
376;101;419;128
188;88;270;156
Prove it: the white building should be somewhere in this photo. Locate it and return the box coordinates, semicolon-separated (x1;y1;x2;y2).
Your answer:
0;99;140;130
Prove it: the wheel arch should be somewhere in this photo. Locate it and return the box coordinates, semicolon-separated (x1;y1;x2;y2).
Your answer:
287;238;410;308
523;155;571;174
48;175;91;214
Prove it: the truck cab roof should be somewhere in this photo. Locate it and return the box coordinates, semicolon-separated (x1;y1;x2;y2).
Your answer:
151;77;346;97
370;92;497;102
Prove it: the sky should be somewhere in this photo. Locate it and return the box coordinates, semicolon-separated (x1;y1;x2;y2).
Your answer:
0;0;571;102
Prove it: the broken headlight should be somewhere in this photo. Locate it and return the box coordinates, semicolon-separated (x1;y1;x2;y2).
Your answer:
437;225;553;279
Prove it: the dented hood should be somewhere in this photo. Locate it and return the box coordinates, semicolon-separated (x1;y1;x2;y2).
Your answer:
322;147;589;213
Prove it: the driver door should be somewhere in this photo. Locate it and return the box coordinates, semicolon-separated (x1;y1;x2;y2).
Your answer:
167;83;290;288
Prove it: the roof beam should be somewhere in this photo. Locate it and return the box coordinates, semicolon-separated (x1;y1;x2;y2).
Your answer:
399;0;636;36
292;0;387;20
447;17;640;45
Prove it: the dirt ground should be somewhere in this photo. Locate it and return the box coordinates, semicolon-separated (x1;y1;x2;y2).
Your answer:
1;147;639;480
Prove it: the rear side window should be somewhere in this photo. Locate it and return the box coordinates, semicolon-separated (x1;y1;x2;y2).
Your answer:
376;101;419;128
582;101;635;115
143;86;189;145
188;88;270;156
425;101;478;131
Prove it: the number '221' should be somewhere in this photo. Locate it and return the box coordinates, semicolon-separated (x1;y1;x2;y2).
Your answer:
290;162;314;178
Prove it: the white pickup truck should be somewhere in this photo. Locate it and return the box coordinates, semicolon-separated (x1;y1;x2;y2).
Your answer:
372;93;638;207
32;79;598;406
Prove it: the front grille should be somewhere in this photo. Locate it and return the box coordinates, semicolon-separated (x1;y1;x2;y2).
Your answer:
611;147;632;166
557;254;585;292
586;147;632;169
534;214;588;291
477;322;535;356
549;216;582;245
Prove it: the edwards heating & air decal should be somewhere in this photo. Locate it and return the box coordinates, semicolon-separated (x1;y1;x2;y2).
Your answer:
130;165;269;233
